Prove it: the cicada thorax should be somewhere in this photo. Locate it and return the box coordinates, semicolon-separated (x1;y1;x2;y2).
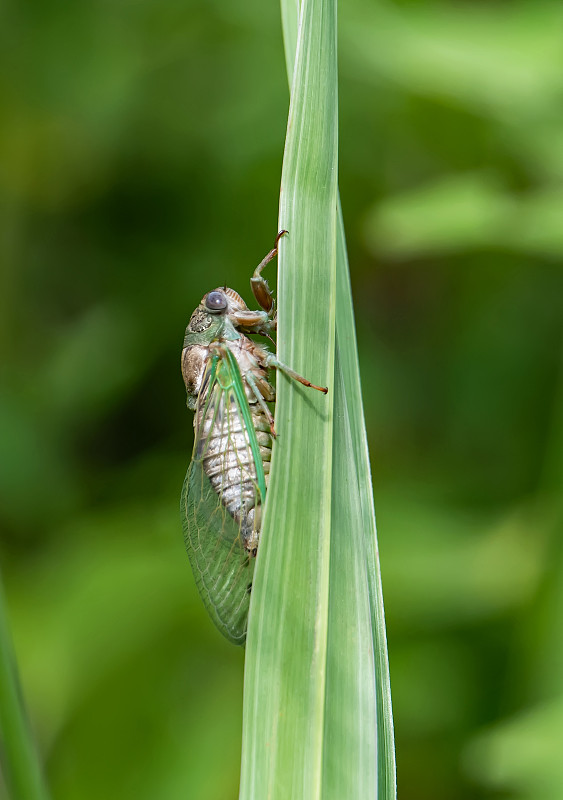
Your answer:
222;287;246;307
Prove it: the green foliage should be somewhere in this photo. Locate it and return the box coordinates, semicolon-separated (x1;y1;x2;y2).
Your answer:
241;0;340;789
0;576;50;800
239;0;394;795
1;0;562;799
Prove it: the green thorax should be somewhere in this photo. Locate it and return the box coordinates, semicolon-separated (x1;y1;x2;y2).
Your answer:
183;305;242;348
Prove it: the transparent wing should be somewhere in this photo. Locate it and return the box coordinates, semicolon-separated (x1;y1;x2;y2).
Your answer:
181;350;265;645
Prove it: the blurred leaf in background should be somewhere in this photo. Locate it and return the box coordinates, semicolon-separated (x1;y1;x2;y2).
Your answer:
1;0;562;799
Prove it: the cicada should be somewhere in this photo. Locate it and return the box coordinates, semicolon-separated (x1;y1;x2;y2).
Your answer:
180;231;327;645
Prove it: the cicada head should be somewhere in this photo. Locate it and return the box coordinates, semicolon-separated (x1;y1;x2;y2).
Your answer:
186;288;247;336
204;287;248;316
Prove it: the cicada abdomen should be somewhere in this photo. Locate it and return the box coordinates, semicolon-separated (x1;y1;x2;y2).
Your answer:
181;339;274;644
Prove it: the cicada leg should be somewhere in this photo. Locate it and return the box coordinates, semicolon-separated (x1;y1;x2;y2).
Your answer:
265;354;328;394
245;370;277;437
250;230;288;314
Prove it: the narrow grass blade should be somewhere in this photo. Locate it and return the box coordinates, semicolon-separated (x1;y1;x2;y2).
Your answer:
240;0;396;796
240;0;337;796
0;575;51;800
331;208;396;798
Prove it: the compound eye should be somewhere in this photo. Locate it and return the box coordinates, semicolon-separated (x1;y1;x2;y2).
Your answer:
205;290;227;312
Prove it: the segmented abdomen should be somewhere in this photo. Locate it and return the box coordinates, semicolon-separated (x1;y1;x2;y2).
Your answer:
196;390;272;550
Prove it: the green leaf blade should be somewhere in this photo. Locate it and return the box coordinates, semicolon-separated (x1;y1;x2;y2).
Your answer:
322;350;377;797
333;210;397;798
240;0;395;797
240;0;338;795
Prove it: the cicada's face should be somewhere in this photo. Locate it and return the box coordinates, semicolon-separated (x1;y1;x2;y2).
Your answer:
186;287;248;336
182;287;250;397
200;287;249;320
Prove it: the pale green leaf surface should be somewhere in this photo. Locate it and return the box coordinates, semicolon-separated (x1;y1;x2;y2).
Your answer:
240;0;395;797
283;8;395;799
240;0;337;796
332;212;396;798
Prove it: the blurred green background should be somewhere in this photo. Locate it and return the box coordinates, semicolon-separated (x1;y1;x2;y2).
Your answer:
1;0;562;798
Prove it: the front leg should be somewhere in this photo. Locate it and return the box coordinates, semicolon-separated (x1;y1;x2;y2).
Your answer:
227;308;276;338
228;308;272;331
250;230;287;314
245;370;277;437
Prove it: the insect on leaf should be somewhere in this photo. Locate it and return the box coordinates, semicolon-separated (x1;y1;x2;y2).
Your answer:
180;236;326;645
